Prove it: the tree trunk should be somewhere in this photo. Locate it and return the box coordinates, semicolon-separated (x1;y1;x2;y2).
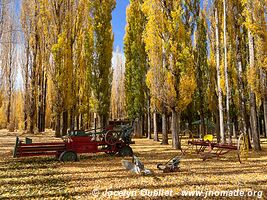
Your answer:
250;92;261;150
42;75;47;131
144;113;148;137
29;79;36;134
223;0;231;143
248;28;261;151
153;111;158;141
141;114;144;136
24;111;28;131
29;12;38;134
38;68;44;133
259;115;263;137
200;110;206;137
248;25;261;151
6;22;14;130
233;123;236;139
162;110;168;145
147;111;151;139
62;111;68;136
97;114;101;129
70;107;75;131
55;113;61;137
236;28;252;148
236;32;247;134
76;114;80;130
215;8;225;143
246;0;260;151
99;113;108;128
7;93;11;125
24;64;29;130
215;110;220;143
263;94;267;138
171;109;181;149
263;71;267;138
80;114;84;130
51;119;55;130
134;117;142;138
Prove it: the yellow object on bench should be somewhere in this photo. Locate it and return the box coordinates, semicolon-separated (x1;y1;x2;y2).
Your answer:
203;134;213;142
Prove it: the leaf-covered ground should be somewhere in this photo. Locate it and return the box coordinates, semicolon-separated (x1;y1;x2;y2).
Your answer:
0;130;266;199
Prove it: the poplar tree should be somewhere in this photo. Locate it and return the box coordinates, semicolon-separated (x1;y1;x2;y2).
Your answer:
1;1;17;131
124;0;148;137
242;0;265;150
91;0;116;127
223;0;231;140
143;0;196;149
194;12;208;136
21;0;39;134
215;4;225;143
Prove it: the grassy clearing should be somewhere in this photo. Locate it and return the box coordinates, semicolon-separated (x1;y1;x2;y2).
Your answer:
0;130;266;199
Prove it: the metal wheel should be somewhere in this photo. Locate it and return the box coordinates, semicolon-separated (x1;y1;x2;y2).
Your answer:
119;146;133;157
237;132;249;163
59;151;78;162
105;130;120;145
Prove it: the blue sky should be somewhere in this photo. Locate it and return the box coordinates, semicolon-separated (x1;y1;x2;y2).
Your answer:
112;0;130;51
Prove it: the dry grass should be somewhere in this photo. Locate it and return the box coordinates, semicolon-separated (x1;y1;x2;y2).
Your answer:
0;130;266;199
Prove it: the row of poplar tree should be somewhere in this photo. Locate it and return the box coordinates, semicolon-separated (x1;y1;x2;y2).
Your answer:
124;0;266;150
0;0;116;136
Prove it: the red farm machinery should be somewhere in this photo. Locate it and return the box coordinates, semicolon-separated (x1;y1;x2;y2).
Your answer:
13;124;134;161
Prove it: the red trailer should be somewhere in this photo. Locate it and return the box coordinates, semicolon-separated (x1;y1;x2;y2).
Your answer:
181;132;249;163
13;125;134;161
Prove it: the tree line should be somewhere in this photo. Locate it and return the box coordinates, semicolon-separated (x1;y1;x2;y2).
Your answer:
0;0;116;136
124;0;266;150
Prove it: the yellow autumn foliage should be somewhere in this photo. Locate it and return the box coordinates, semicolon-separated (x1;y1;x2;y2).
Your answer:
14;92;24;130
165;71;176;106
0;106;7;129
247;67;259;93
143;0;196;112
177;75;197;111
